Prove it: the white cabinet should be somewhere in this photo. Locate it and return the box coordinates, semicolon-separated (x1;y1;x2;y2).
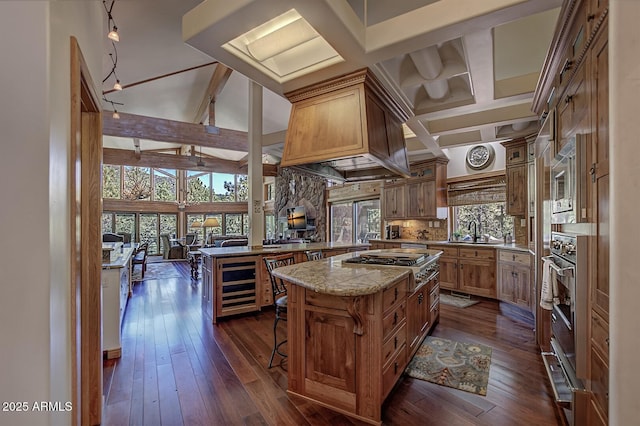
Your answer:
102;247;133;359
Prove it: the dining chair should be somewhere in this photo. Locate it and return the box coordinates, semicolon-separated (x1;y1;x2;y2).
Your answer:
262;253;295;368
305;250;323;261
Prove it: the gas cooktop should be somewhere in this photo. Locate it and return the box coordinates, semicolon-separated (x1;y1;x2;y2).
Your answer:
343;251;428;267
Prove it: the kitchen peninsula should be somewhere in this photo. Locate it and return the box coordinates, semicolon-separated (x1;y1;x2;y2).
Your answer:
271;248;442;425
198;242;370;323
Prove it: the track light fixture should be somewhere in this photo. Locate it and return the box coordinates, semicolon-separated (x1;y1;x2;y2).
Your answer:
104;1;119;42
103;97;123;120
102;0;124;117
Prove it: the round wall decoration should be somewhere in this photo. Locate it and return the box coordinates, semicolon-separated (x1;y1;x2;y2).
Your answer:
466;145;495;170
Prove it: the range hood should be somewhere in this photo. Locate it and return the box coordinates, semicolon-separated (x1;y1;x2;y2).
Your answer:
281;69;411;181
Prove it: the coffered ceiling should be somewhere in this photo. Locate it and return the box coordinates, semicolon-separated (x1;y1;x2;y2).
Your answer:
101;0;561;166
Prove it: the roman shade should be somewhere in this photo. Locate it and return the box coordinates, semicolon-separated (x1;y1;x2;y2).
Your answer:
447;175;506;206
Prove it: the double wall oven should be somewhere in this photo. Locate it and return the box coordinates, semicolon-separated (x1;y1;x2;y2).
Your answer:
541;232;589;424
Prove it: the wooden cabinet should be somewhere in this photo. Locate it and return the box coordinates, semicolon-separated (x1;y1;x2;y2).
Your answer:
215;256;260;322
502;139;528;216
532;1;609;423
101;248;133;359
383;183;405;219
287;269;439;424
202;254;214;319
406;178;436;218
382;158;447;221
497;250;532;311
428;245;496;298
428;245;458;290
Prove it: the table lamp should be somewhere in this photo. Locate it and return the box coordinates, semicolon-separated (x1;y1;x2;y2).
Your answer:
190;220;202;243
202;217;220;245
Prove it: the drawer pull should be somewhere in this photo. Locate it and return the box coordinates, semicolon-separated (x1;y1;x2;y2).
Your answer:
565;95;573;104
393;312;398;325
394;287;399;301
394;361;399;374
587;13;595;22
605;337;610;347
394;336;398;349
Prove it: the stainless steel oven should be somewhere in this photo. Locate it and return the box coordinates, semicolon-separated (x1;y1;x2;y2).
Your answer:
541;232;588;425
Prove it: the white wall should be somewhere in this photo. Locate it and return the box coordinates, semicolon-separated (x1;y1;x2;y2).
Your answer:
610;2;640;424
0;2;102;425
442;141;506;178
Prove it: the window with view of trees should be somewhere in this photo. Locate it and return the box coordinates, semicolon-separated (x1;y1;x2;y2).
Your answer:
102;165;121;199
185;171;248;202
153;168;177;201
123;166;151;200
452;203;513;241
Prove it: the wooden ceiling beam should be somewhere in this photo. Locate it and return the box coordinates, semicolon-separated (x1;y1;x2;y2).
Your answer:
194;63;233;124
102;111;248;152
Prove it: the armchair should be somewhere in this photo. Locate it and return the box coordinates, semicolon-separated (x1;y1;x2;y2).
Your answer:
160;234;185;260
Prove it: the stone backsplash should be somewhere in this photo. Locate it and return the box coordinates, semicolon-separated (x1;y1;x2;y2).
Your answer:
386;219;449;241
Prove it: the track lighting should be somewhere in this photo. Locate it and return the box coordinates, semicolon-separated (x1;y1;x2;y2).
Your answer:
104;1;120;42
108;26;119;42
113;80;122;91
113;109;120;119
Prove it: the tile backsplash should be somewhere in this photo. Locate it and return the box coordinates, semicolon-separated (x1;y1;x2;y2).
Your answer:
388;219;449;241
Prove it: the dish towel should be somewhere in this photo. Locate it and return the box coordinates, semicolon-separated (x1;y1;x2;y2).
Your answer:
540;257;559;310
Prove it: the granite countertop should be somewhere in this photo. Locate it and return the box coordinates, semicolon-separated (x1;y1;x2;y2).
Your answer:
198;241;370;258
271;249;442;297
370;238;531;253
102;246;134;269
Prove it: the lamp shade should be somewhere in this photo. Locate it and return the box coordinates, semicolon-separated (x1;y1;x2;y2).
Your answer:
202;217;220;227
190;221;202;228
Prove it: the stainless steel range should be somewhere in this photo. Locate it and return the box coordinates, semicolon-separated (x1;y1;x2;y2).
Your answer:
343;249;439;289
541;232;588;425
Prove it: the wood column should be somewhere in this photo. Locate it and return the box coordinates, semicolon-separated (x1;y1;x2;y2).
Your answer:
248;81;264;246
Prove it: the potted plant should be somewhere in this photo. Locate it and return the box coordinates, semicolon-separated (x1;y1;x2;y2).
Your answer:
452;231;461;242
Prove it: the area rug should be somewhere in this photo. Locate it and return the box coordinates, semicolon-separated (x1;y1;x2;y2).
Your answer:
131;261;183;282
405;336;492;396
440;293;479;308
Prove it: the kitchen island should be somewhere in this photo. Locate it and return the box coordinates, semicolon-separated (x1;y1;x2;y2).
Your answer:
198;242;370;322
271;248;441;425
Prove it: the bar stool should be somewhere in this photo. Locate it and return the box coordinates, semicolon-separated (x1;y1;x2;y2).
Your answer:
305;250;323;261
263;253;295;368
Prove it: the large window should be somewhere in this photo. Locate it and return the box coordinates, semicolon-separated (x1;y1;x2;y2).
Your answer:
451;203;513;241
186;170;248;202
331;199;380;243
102;212;177;255
102;165;177;202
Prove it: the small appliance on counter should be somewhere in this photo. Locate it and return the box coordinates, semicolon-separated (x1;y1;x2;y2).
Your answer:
389;225;400;239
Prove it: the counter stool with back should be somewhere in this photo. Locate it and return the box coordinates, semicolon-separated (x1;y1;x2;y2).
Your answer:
262;253;295;368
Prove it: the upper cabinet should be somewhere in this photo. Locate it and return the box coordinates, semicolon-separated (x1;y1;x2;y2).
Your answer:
382;158;448;221
501;139;528;217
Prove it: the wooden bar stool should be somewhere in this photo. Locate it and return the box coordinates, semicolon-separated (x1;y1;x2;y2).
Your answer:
263;253;295;368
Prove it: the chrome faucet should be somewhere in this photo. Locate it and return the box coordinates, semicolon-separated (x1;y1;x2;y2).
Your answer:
468;221;478;243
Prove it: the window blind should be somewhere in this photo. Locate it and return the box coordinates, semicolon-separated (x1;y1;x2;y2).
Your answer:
447;175;506;206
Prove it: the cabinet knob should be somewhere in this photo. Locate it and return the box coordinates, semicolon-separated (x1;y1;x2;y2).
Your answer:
587;13;595;22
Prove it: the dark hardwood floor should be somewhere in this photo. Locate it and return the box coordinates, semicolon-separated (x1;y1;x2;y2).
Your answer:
103;260;565;425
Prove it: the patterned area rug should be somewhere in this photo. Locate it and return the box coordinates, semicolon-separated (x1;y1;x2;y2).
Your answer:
440;293;480;308
405;336;492;396
131;261;183;282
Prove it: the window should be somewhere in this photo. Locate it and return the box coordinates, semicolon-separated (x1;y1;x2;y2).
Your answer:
447;175;513;241
225;213;243;235
330;199;380;243
102;165;121;199
187;171;211;202
153;168;177;201
265;213;276;239
452;203;513;240
123;166;151;200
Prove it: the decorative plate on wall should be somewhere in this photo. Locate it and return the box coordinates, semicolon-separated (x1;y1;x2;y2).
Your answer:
465;145;495;170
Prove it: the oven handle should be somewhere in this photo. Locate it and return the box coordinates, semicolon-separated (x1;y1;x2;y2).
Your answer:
542;255;574;277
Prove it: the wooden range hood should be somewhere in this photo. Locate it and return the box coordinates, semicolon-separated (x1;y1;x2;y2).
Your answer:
281;68;411;181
